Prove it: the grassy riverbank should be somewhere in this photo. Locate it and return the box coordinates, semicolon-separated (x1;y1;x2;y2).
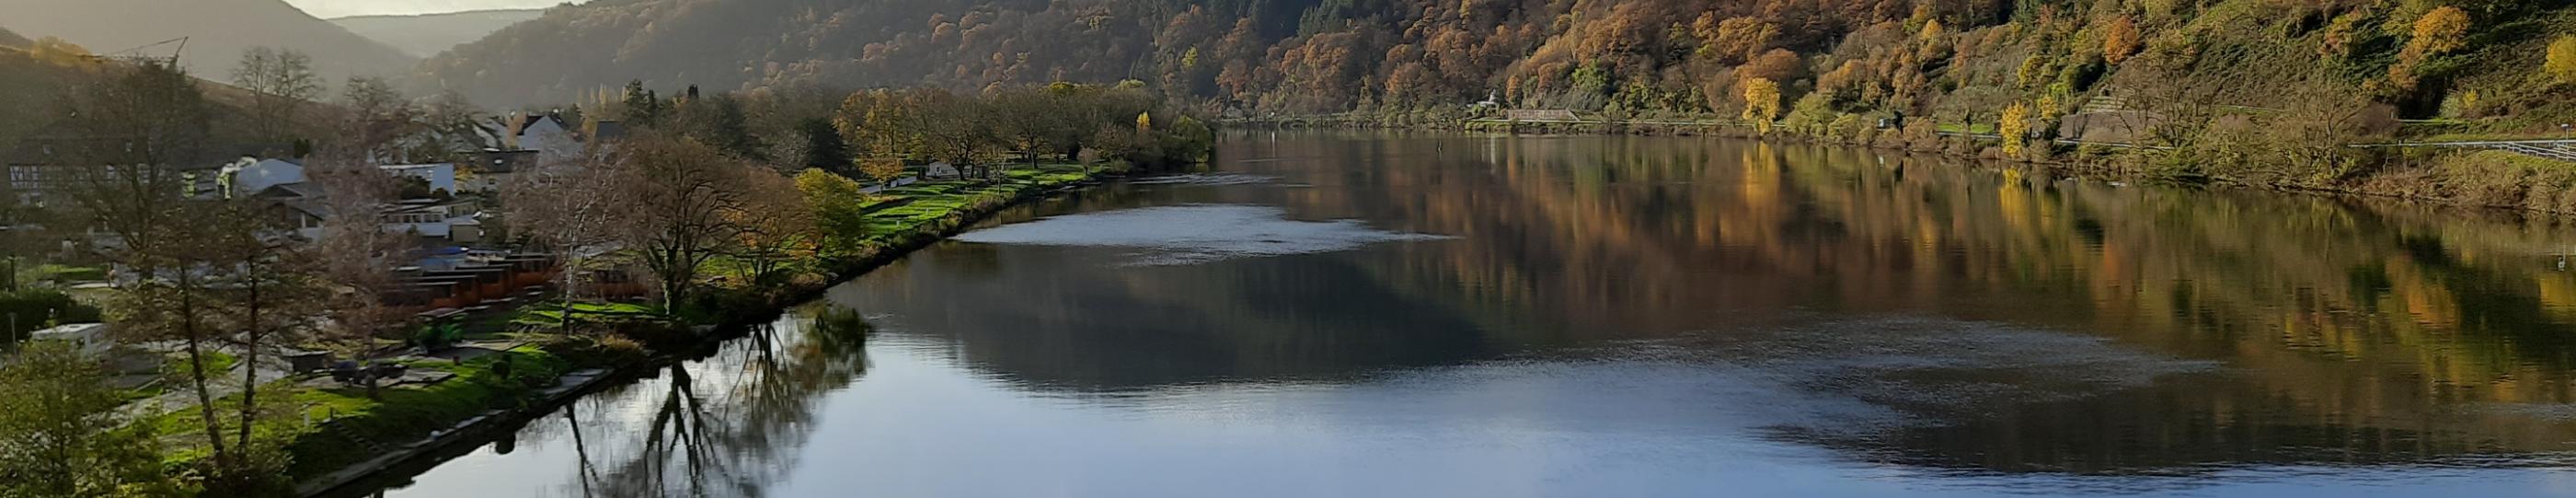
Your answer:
136;162;1128;496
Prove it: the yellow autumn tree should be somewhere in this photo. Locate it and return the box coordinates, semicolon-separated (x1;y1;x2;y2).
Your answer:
1740;77;1782;133
1999;101;2030;157
2409;6;2471;57
2102;17;2141;64
26;36;93;67
857;156;906;185
2547;36;2576;86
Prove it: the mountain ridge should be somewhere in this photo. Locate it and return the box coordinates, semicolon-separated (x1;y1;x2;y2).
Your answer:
415;0;2573;137
0;0;418;83
330;8;547;58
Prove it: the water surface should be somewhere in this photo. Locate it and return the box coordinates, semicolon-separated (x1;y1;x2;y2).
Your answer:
365;131;2576;497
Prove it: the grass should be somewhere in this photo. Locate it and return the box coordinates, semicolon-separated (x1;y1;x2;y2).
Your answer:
142;344;576;481
21;263;106;284
850;163;1100;241
163;350;237;386
509;300;665;329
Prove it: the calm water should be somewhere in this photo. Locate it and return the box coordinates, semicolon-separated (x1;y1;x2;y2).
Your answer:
364;132;2576;497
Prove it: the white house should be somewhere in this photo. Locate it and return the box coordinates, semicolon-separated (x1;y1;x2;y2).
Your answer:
504;113;583;163
383;198;482;242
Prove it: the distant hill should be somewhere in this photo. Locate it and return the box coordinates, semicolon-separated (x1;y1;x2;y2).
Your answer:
331;8;546;58
0;0;418;83
0;31;97;155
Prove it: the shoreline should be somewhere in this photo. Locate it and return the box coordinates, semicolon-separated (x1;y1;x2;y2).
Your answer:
293;163;1136;498
1225;115;2576;221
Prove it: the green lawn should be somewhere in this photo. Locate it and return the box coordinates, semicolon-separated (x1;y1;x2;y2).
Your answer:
143;344;572;480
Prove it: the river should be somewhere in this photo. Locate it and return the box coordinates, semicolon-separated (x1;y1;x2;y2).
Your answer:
359;131;2576;497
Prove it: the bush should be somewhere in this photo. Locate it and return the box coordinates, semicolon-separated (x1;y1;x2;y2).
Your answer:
0;289;102;347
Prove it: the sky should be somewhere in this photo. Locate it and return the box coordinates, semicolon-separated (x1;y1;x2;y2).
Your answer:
283;0;581;18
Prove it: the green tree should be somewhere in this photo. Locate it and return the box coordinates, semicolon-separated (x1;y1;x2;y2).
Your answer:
797;118;854;176
0;341;194;497
793;168;869;254
675;92;765;160
620;79;665;127
1783;92;1835;135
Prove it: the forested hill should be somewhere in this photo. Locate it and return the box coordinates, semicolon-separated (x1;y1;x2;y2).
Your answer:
431;0;2571;129
0;27;27;48
0;0;417;81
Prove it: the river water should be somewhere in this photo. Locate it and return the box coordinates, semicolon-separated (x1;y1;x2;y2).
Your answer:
364;131;2576;497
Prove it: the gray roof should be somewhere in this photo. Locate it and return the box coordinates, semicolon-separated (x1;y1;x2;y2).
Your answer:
588;121;628;142
257;181;328;200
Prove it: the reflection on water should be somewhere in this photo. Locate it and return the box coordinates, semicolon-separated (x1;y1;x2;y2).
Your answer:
372;132;2576;497
950;204;1446;266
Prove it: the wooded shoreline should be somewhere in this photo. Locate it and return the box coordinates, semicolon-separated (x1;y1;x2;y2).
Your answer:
1226;115;2576;219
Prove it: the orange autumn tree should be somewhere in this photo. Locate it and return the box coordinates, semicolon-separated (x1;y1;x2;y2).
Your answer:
2103;17;2142;64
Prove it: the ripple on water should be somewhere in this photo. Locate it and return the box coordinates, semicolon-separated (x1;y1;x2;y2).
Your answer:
953;204;1449;265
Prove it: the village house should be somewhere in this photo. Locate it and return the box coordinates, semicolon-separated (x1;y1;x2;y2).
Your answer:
499;112;583;163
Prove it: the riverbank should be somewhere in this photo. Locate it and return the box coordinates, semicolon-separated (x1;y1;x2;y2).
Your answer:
1230;113;2576;218
270;162;1132;498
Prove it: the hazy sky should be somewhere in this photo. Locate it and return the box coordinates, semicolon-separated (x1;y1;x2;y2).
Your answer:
285;0;581;18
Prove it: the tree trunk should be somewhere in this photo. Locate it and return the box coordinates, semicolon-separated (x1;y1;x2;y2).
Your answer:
559;251;579;335
236;278;261;450
179;273;235;472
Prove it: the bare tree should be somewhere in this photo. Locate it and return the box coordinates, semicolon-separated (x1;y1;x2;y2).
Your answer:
231;47;323;143
338;76;420;165
610;133;748;311
417;90;489;162
304;155;416;399
54;61;245;479
723;168;816;283
507;149;624;332
198;197;321;457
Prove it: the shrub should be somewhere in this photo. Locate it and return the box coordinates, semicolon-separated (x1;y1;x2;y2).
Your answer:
0;289;103;348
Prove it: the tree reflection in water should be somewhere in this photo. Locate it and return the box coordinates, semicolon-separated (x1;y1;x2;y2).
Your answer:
563;305;873;498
